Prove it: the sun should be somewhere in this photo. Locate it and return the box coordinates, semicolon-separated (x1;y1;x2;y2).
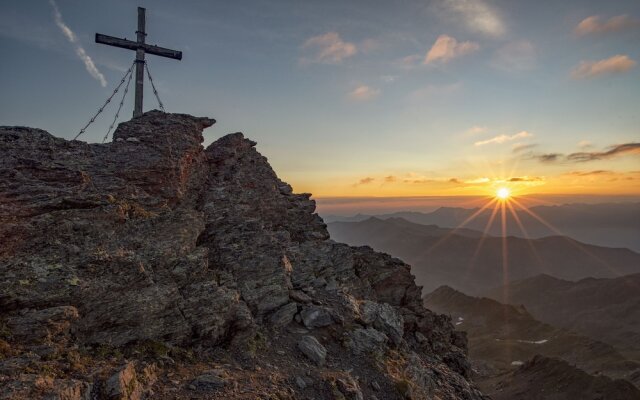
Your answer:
496;187;511;200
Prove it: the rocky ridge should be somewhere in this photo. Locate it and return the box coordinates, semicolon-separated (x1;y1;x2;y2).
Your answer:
0;111;486;399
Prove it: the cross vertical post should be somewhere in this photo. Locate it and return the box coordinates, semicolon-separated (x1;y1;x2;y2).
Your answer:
134;7;146;118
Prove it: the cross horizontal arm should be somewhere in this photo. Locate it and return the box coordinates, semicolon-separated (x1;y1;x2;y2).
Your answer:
95;33;182;60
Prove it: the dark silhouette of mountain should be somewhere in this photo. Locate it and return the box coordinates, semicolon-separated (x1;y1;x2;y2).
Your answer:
485;274;640;360
480;356;640;400
424;286;640;388
327;217;640;294
325;202;640;251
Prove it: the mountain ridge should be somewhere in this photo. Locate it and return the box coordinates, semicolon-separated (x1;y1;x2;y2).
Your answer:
0;112;485;399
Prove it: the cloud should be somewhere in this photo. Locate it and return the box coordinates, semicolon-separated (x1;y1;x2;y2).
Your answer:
449;178;462;184
474;131;532;146
49;0;106;87
301;32;357;64
512;143;537;153
567;143;640;162
575;15;640;36
352;177;375;187
380;75;398;83
571;55;636;79
425;34;479;64
564;170;612;177
384;175;397;183
578;140;593;149
442;0;506;37
466;126;488;135
492;41;536;71
534;153;562;163
508;176;543;182
348;85;380;101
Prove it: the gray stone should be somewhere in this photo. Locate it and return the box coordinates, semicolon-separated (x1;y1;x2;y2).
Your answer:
345;328;388;355
360;301;404;345
297;335;327;366
269;302;298;327
300;306;333;329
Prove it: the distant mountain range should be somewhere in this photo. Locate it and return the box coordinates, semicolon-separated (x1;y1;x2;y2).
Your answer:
424;285;640;388
485;274;640;360
328;217;640;294
323;202;640;251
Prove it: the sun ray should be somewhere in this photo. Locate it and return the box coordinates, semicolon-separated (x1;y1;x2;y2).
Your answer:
510;197;619;276
464;200;500;281
423;197;499;255
506;201;548;275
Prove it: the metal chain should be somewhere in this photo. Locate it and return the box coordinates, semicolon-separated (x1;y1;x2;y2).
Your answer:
102;66;134;143
144;61;165;112
74;60;136;140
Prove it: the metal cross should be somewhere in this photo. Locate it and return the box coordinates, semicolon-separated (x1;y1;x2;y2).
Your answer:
95;7;182;118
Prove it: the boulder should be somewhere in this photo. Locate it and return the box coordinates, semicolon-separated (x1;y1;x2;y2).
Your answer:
300;306;333;329
297;335;327;366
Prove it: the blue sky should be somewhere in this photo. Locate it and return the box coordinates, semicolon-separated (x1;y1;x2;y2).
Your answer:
1;0;639;202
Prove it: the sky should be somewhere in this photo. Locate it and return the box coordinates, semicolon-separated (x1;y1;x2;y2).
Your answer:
1;0;639;213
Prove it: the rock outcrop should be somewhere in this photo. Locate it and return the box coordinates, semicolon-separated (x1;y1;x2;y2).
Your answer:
0;111;485;399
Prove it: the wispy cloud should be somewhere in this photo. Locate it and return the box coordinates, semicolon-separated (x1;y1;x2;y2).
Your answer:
49;0;106;87
348;85;380;101
508;176;544;182
571;55;636;79
466;125;488;135
512;143;537;153
442;0;506;37
425;34;479;64
352;177;375;187
474;131;532;146
578;140;593;149
492;40;536;72
384;175;397;183
301;32;357;64
575;15;640;36
563;170;612;177
567;143;640;162
533;153;562;163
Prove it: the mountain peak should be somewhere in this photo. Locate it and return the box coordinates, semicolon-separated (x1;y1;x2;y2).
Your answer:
0;113;486;399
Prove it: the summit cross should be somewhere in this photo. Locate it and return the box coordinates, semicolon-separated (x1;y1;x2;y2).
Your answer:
95;7;182;118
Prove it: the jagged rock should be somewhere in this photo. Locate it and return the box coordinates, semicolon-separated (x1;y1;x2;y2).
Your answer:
300;306;333;329
297;335;327;366
345;327;389;355
334;377;364;400
0;112;486;399
269;302;298;327
104;362;141;400
6;306;78;343
289;290;312;303
360;300;404;345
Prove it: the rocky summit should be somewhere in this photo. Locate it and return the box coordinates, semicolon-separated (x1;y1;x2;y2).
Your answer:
0;111;485;399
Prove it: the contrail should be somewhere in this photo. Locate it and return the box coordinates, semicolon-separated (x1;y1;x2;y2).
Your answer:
49;0;107;87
